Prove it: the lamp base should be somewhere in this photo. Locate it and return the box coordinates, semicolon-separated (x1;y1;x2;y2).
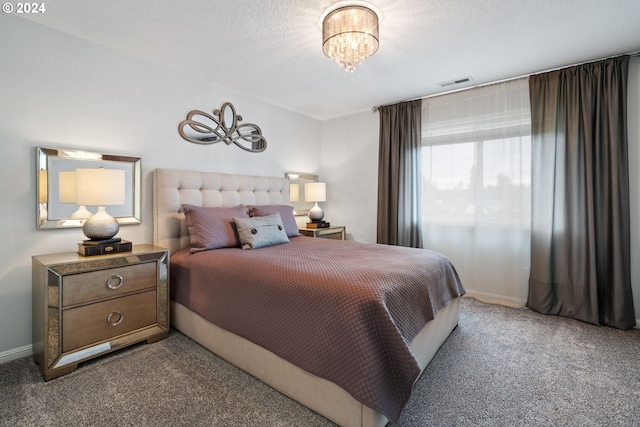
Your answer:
308;202;324;222
82;206;120;240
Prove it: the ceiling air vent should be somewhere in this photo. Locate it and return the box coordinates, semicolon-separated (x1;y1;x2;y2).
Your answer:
438;76;473;88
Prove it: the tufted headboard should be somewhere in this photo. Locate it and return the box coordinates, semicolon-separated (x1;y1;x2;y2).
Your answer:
153;168;290;255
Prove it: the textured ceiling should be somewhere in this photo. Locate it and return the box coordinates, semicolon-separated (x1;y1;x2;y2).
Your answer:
19;0;640;120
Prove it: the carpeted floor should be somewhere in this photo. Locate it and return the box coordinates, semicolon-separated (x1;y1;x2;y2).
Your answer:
1;297;638;426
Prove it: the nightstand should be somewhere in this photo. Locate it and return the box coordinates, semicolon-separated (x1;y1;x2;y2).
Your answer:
299;225;346;240
32;244;169;381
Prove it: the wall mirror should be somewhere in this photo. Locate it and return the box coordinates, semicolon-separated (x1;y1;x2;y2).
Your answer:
36;147;141;229
285;172;317;216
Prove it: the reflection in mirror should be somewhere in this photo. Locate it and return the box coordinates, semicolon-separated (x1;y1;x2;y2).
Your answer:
285;172;318;216
36;147;141;229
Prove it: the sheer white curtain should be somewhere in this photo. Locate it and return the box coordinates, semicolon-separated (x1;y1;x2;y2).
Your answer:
421;78;531;305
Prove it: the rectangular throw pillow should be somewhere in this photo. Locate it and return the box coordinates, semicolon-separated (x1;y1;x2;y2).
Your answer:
233;213;290;250
249;205;300;237
182;204;249;252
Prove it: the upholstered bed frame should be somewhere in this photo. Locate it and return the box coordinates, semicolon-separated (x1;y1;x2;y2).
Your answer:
152;168;461;427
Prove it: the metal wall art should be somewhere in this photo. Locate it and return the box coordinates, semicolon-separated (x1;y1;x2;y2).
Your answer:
178;102;267;152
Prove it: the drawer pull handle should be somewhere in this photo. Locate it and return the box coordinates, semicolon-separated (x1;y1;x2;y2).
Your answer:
107;311;123;326
106;274;124;290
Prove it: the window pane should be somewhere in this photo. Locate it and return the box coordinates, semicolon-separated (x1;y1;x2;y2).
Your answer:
480;137;531;223
422;137;530;225
422;142;475;222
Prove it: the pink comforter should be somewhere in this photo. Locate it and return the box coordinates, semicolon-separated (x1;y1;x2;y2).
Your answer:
170;236;465;423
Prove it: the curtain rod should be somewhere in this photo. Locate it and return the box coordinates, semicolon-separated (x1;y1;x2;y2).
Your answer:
371;50;640;112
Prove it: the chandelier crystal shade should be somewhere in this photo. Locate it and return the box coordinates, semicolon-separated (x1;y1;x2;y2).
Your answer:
322;5;379;72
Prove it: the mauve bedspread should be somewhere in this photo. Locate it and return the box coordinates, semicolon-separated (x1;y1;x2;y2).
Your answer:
170;236;465;423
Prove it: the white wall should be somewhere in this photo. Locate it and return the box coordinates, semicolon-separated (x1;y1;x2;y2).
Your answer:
0;16;320;360
320;111;379;242
322;58;640;324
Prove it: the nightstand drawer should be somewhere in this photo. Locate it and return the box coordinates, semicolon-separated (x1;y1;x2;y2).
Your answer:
62;262;157;307
319;231;344;240
62;290;157;352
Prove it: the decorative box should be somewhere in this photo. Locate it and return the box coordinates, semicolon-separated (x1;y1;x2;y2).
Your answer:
77;240;133;256
305;221;331;229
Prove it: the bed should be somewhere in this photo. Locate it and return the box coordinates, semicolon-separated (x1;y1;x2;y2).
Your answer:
153;168;465;427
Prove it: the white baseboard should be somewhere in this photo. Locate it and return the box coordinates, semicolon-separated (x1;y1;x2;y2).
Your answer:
464;292;640;329
0;345;32;365
463;290;526;308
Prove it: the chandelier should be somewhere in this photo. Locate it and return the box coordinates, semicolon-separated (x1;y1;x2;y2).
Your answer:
322;5;379;72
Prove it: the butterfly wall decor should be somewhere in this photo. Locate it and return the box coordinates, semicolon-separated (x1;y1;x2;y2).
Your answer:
178;102;267;152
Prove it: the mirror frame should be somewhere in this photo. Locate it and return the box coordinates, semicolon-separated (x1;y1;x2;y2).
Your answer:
36;147;141;229
285;172;318;216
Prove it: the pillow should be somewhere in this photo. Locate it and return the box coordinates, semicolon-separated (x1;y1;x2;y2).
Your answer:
233;213;290;250
249;205;300;237
182;204;249;252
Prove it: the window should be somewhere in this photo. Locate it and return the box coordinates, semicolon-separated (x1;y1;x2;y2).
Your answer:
422;136;531;225
420;78;531;304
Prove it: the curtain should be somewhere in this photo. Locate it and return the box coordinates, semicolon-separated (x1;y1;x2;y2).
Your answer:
527;56;635;330
377;99;423;248
421;79;531;304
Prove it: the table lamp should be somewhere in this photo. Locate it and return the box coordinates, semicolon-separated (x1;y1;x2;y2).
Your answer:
75;167;125;240
304;182;326;222
58;171;93;219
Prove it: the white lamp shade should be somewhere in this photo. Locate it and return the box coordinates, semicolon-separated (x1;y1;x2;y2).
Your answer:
304;182;326;202
58;171;77;203
75;168;125;206
289;183;300;202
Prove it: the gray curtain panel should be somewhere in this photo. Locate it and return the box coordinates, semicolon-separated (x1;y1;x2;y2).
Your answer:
527;55;636;330
377;99;423;248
